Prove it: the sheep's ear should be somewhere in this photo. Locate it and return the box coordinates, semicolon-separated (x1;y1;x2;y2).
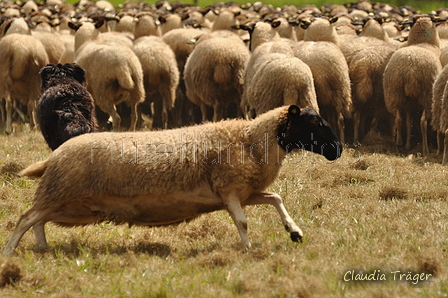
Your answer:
232;23;255;32
179;13;189;21
72;64;87;85
271;19;281;28
158;15;167;24
300;19;311;29
288;18;300;27
2;18;13;35
68;21;79;31
187;35;200;45
329;17;338;24
288;105;301;119
95;18;105;29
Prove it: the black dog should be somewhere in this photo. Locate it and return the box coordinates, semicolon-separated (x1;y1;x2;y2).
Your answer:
38;63;98;150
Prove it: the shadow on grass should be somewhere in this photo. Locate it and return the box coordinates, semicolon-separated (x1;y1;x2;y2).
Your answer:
31;240;172;259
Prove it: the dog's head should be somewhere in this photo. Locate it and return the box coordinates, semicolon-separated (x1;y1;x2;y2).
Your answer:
40;63;87;91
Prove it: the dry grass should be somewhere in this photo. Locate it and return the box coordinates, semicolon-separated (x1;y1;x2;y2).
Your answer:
0;126;447;297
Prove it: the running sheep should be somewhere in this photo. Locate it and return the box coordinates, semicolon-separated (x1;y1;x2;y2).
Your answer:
2;105;342;256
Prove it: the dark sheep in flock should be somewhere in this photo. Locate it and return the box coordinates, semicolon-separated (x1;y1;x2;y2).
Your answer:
2;105;341;256
38;63;98;151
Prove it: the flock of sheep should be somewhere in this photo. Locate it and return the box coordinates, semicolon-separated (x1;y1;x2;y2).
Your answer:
2;0;448;157
4;0;448;255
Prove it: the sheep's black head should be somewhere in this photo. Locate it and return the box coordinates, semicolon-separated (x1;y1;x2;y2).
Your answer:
278;105;342;161
39;63;87;91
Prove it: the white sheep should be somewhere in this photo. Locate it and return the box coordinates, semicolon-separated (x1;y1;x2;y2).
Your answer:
162;28;207;126
293;17;353;145
0;31;49;133
31;31;66;64
158;13;184;35
349;42;397;143
2;105;342;256
184;33;250;122
72;20;145;131
383;17;442;156
132;36;179;129
431;64;448;158
133;12;162;39
241;40;318;118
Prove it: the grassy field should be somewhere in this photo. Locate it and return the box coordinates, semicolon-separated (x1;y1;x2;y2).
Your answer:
65;0;448;14
0;126;447;297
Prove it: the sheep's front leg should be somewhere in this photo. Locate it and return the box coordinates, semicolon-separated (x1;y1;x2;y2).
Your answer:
242;192;303;243
222;193;251;249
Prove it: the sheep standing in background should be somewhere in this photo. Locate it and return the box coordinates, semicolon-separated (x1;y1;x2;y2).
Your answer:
241;41;318;118
184;33;250;122
162;28;206;126
383;16;442;156
38;63;98;151
72;20;145;131
349;42;397;143
293;17;352;145
345;20;398;143
132;36;179;129
2;105;342;256
133;12;162;39
431;64;448;158
0;25;49;133
31;31;67;64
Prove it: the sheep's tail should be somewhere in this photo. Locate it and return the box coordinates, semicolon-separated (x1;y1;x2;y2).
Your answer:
117;64;135;91
19;158;49;178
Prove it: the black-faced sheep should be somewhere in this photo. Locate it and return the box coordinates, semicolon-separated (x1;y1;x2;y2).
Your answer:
383;16;442;155
2;105;342;256
37;63;98;151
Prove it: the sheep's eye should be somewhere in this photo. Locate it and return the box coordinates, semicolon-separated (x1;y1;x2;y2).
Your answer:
310;118;320;126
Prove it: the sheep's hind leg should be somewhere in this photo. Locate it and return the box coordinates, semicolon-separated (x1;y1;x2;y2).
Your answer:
405;110;413;152
33;220;48;249
420;109;429;156
243;192;303;243
222;193;251;249
395;111;403;147
442;129;448;165
5;94;12;134
2;207;51;257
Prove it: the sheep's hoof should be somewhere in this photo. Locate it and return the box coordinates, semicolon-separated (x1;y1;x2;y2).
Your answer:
290;231;303;243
